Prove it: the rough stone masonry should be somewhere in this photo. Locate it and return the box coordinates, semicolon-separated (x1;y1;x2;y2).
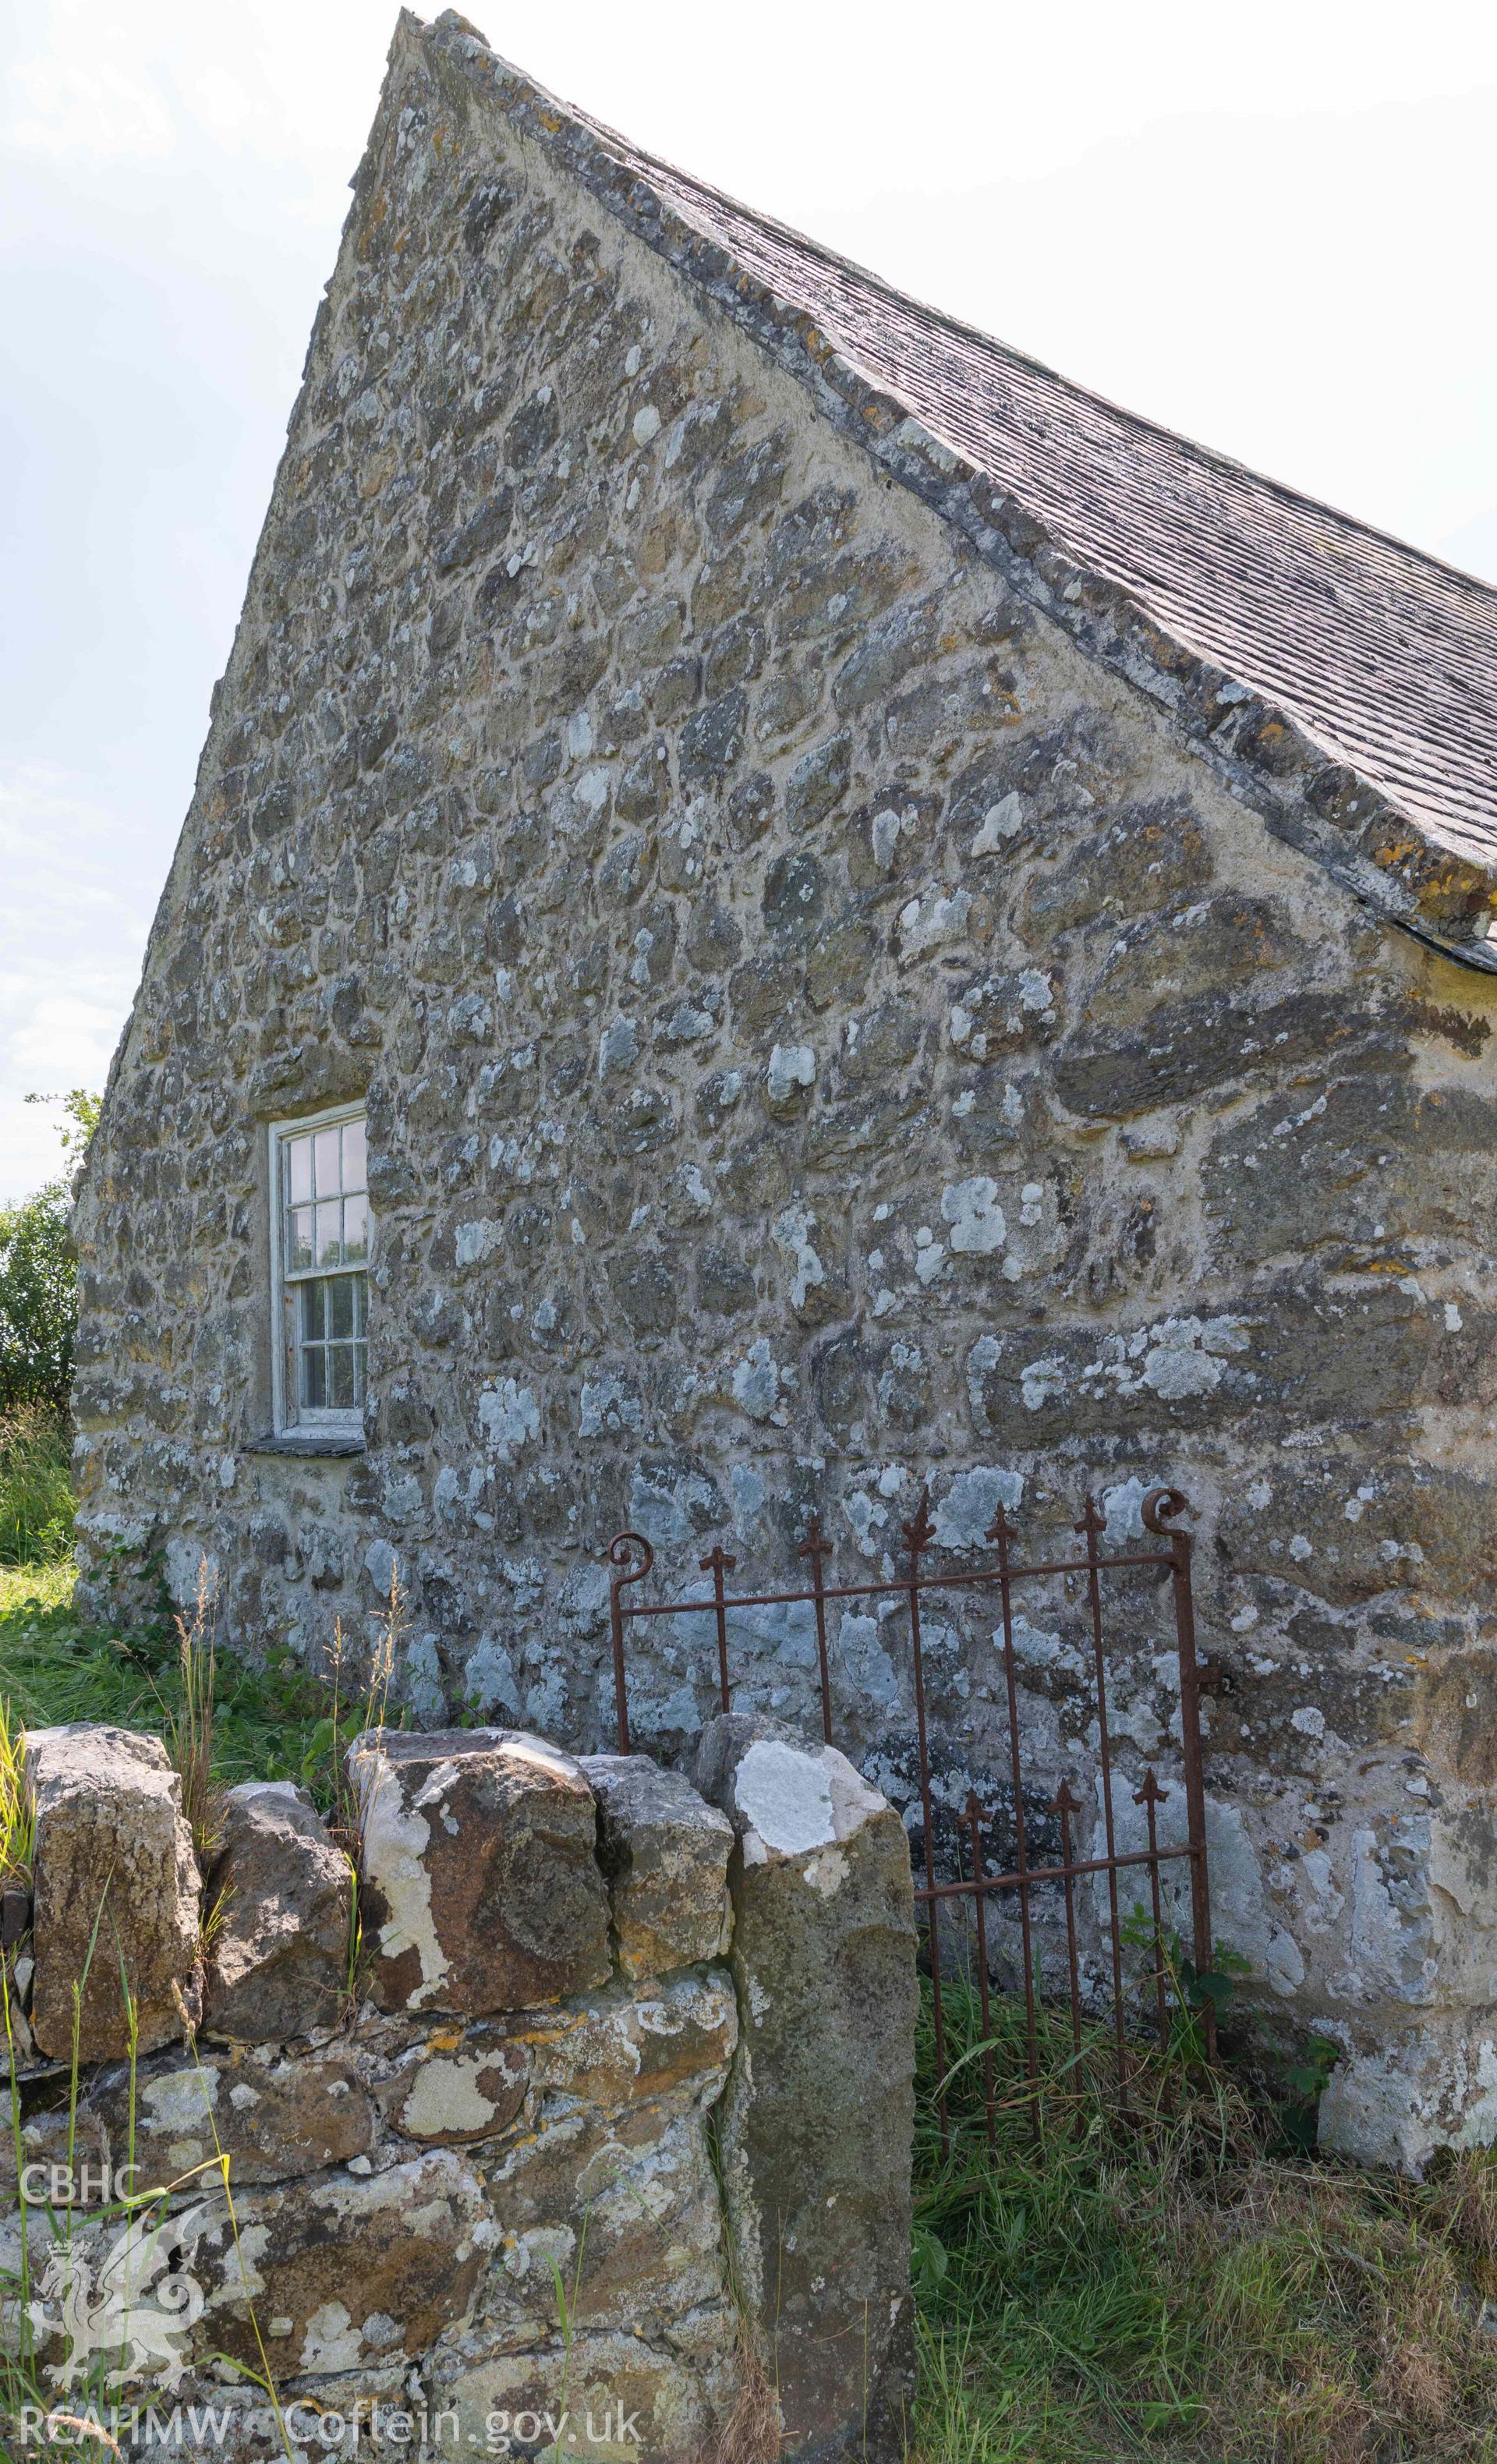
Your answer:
71;5;1497;2165
3;1715;915;2462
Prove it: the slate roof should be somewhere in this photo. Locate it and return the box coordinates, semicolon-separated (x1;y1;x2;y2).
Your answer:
568;106;1497;873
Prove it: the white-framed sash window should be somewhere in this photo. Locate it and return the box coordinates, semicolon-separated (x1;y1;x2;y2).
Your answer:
269;1103;369;1436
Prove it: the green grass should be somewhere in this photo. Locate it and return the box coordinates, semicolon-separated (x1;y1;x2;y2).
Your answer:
0;1558;345;1804
913;1979;1497;2462
0;1409;73;1567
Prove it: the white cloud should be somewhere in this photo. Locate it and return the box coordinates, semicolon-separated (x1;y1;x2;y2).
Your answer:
0;760;148;1199
6;51;179;161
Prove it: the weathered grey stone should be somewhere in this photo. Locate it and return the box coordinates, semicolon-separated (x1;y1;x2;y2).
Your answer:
350;1963;737;2142
1205;1074;1497;1270
525;1967;739;2110
1317;2009;1497;2174
679;685;747;780
786;729;852;829
351;1727;611;2014
841;996;924;1084
579;1753;733;1977
1216;1457;1497;1609
0;2040;371;2218
0;2100;109;2210
434;2324;732;2464
693;1712;917;2459
374;2023;530;2145
1054;990;1388;1120
480;2092;727;2340
1018;796;1212;937
25;1724;200;2062
203;1780;351;2042
807;908;879;1009
91;2041;373;2187
0;1712;904;2437
196;2147;490;2377
1085;893;1307;1034
962;1279;1475;1448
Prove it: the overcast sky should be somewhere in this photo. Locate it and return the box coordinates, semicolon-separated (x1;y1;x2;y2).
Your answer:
3;0;1495;1200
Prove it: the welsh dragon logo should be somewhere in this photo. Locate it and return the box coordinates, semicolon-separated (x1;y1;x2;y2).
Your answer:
26;2200;221;2392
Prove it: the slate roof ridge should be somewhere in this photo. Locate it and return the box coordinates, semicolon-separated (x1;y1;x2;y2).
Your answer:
412;9;1497;970
546;107;1497;617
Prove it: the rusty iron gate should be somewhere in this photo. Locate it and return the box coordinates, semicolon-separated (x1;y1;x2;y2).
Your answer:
605;1482;1214;2147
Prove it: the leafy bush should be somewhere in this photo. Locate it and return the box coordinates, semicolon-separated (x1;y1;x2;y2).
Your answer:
0;1184;76;1419
0;1090;99;1422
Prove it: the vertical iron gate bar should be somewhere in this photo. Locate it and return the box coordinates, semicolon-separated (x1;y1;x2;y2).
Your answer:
799;1516;834;1746
990;1503;1041;2134
701;1542;736;1715
1150;1488;1219;2062
1137;1769;1171;2055
1078;1497;1132;2108
1053;1780;1085;2059
607;1529;654;1754
903;1487;950;2153
966;1794;999;2153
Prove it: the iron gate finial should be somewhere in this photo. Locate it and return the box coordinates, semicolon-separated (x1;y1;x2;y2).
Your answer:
902;1486;936;1560
1074;1495;1106;1542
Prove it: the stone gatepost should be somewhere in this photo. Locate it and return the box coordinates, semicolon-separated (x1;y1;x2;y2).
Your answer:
694;1712;919;2461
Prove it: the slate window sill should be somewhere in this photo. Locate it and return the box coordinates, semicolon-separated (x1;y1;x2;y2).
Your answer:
246;1432;366;1459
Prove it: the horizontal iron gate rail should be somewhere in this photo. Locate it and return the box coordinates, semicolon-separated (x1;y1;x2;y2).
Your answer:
605;1482;1214;2146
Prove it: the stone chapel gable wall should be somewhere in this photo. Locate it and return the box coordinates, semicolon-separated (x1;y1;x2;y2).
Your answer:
70;12;1497;2153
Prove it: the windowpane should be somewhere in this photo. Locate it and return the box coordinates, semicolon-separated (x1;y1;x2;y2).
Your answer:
315;1202;343;1266
278;1113;370;1428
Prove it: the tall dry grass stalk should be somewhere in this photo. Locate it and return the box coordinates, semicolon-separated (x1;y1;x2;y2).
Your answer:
317;1562;405;2011
154;1559;221;1863
0;1694;32;1889
320;1560;402;1851
366;1559;401;1743
709;2324;780;2464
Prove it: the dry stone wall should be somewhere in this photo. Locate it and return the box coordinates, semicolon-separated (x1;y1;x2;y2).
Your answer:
2;1715;915;2461
71;9;1497;2161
